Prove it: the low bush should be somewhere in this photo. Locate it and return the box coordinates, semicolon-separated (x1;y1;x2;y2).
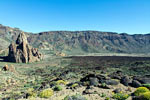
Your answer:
140;92;150;100
134;87;149;96
53;85;63;91
99;93;106;97
113;92;129;100
56;80;67;85
39;88;53;98
105;97;110;100
64;94;87;100
101;83;106;87
71;83;79;88
27;88;37;98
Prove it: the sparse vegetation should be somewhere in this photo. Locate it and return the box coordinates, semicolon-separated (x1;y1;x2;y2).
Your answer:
134;87;150;96
143;84;150;89
56;80;67;85
53;85;63;91
26;88;37;98
99;93;106;97
71;83;79;88
113;92;129;100
0;51;150;99
140;92;150;100
39;88;53;98
64;94;87;100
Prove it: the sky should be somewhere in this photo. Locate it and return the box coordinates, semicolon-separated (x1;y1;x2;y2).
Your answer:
0;0;150;34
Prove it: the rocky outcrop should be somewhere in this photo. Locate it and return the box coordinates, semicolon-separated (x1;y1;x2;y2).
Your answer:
2;64;9;71
2;64;16;73
7;32;43;63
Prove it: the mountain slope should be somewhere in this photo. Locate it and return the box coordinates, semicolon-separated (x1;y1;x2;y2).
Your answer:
0;24;150;54
28;31;150;54
0;24;31;50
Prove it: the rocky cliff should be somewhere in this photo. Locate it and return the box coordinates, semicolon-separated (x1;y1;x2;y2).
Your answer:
28;31;150;54
7;32;43;63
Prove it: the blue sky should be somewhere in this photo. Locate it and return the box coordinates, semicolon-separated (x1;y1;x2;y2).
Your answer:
0;0;150;34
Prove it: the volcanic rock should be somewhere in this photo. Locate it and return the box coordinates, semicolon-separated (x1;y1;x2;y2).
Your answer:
104;79;119;85
2;65;9;71
113;88;122;93
7;32;43;63
121;76;132;86
89;77;99;86
131;80;142;88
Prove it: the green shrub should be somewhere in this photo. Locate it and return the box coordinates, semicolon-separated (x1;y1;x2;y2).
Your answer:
64;95;69;100
143;84;150;89
27;88;37;98
53;85;62;91
140;92;150;100
39;88;53;98
99;93;106;97
71;83;79;88
24;83;31;88
113;93;129;100
105;97;110;100
64;94;87;100
56;80;67;85
101;83;106;87
9;99;15;100
134;87;149;96
9;91;22;99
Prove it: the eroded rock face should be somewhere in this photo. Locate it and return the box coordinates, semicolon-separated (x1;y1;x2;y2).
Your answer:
7;32;43;63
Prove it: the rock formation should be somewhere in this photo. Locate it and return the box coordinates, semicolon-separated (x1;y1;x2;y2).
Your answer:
2;64;9;71
7;32;43;63
2;64;16;73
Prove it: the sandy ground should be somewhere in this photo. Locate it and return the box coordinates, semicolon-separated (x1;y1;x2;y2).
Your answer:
19;83;135;100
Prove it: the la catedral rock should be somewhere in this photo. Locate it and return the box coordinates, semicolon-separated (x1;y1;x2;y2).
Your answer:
7;32;43;63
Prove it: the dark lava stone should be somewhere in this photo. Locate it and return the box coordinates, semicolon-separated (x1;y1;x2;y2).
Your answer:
89;77;99;86
131;80;142;88
113;88;122;93
105;79;119;85
108;71;123;80
121;76;132;86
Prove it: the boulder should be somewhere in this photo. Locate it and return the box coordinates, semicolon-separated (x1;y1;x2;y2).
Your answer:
2;65;9;71
89;77;99;86
121;76;132;86
80;74;96;82
80;74;100;86
105;79;119;85
99;83;112;89
108;71;123;80
2;65;16;73
113;88;122;93
131;80;142;88
7;32;43;63
83;88;97;95
96;74;108;83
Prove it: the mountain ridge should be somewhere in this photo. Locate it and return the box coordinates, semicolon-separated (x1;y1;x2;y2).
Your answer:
0;24;150;54
1;24;150;35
